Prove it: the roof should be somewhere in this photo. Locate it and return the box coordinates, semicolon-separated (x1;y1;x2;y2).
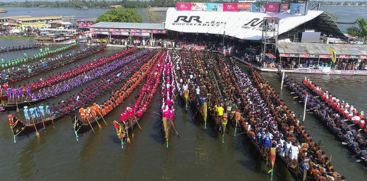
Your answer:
91;22;165;30
312;13;345;37
278;42;367;56
165;8;325;40
14;16;62;21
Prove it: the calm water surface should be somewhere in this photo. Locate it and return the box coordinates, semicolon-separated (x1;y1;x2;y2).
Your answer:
1;6;367;180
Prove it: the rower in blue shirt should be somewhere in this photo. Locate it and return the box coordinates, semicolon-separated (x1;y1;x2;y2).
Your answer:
39;105;45;117
24;106;30;122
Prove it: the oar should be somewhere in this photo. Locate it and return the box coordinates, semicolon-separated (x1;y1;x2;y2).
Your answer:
120;138;124;149
133;118;143;130
97;112;107;126
89;112;102;128
73;116;79;142
51;116;55;128
222;126;225;144
38;110;46;130
8;120;16;143
169;119;180;136
125;123;131;144
234;120;238;136
86;116;95;134
16;100;19;112
31;117;40;137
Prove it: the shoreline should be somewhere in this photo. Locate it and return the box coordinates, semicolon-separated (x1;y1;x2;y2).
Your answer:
0;36;35;41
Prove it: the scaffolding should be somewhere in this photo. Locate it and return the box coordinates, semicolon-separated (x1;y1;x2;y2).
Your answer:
261;16;279;59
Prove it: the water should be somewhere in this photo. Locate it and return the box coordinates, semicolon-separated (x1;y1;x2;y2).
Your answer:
320;6;367;32
1;7;107;19
261;72;367;181
2;6;366;31
0;6;367;181
1;45;367;181
0;46;290;181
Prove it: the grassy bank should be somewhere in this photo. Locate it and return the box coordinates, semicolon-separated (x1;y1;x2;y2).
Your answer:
0;36;35;41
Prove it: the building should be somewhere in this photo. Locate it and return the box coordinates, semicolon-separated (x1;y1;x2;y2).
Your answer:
12;16;62;29
90;22;166;45
76;18;96;31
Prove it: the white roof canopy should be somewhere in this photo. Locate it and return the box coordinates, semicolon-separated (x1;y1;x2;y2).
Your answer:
165;7;324;40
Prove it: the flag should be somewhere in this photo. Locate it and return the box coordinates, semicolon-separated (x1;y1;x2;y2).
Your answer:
329;48;337;64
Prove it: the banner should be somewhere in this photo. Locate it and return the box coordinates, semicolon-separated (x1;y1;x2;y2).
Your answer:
280;3;289;12
238;3;252;11
265;2;280;13
176;2;192;11
329;48;337;63
290;3;306;15
207;3;223;12
251;4;259;12
165;7;323;40
191;3;207;11
223;3;239;11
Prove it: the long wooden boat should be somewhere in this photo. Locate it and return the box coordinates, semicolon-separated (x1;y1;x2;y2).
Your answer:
0;44;42;54
8;50;153;138
0;43;77;71
0;99;40;111
3;48;138;111
73;50;162;136
252;68;345;180
281;76;367;166
30;47;136;91
112;51;165;148
160;51;178;148
5;45;105;84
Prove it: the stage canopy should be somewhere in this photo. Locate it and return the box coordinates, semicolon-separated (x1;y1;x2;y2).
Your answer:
278;42;367;60
165;7;341;41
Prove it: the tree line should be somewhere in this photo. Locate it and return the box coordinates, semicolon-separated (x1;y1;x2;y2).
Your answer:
0;0;203;9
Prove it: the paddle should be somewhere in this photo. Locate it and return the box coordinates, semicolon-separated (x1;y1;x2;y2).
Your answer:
169;119;180;137
31;117;40;137
86;117;95;134
16;100;19;113
97;111;108;126
8;117;16;143
73;116;79;142
125;123;131;144
89;112;102;129
133;118;143;130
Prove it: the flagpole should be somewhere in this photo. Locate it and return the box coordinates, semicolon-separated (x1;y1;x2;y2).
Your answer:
303;94;308;122
280;71;285;91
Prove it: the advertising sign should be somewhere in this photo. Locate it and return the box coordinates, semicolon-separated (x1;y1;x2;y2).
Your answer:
265;2;280;13
238;3;252;11
223;3;239;11
251;4;259;12
176;2;192;11
290;3;306;15
280;3;289;12
165;7;323;40
207;3;223;12
191;3;207;11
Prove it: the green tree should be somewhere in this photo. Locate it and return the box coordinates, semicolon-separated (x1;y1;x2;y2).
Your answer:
347;18;367;44
97;8;143;23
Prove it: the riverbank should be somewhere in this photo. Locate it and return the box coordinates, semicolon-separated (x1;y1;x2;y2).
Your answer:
0;36;35;41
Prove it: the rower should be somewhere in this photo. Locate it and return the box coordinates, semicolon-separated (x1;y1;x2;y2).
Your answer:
360;111;365;120
359;119;366;129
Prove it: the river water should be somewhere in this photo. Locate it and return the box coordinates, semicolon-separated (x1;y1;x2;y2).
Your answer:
0;6;367;181
2;6;367;31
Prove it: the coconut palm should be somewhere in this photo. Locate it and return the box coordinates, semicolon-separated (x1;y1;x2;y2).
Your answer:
347;18;367;44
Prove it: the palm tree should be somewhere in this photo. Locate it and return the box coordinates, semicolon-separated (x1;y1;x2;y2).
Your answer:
356;18;367;44
348;18;367;44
